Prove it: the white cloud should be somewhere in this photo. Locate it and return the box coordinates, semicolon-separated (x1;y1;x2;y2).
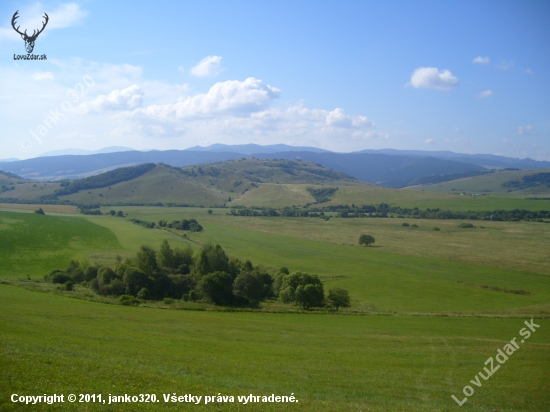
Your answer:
472;56;490;65
517;125;533;135
31;71;54;81
190;56;223;77
525;68;533;74
135;78;280;120
476;89;494;99
325;108;371;128
424;138;434;144
77;85;144;113
496;60;515;70
408;67;458;91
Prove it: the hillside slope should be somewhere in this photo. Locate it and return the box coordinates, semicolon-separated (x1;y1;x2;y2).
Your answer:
407;168;550;197
61;159;363;206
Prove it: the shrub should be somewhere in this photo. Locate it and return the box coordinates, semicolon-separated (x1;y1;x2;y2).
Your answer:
411;224;418;228
432;227;440;231
51;272;72;284
137;287;150;300
401;222;409;227
118;295;141;306
163;298;174;305
458;223;475;228
34;208;45;215
63;280;75;291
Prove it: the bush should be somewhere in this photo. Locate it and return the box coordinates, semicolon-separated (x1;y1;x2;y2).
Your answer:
401;222;409;227
34;208;45;215
118;295;141;306
137;287;150;300
458;223;475;228
163;298;174;305
432;227;440;231
411;224;418;228
51;272;72;284
63;280;75;291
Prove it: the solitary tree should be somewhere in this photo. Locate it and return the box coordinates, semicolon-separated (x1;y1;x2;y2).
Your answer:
327;288;351;311
359;234;375;247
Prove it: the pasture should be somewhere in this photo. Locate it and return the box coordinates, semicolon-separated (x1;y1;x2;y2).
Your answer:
1;205;549;411
1;285;549;411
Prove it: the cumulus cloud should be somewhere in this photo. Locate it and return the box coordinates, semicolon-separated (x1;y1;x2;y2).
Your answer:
135;78;280;120
473;56;490;65
424;138;434;144
77;85;143;113
126;77;379;148
31;71;54;81
476;90;494;99
190;56;223;77
517;125;533;135
408;67;458;91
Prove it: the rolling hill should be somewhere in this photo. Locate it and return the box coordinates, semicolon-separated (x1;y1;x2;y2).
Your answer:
0;159;365;207
407;168;550;197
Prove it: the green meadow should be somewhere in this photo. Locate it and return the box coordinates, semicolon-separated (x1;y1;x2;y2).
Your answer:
1;204;549;411
1;285;549;412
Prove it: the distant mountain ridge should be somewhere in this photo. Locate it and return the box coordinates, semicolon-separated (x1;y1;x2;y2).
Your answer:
186;143;330;154
2;144;550;188
39;146;135;157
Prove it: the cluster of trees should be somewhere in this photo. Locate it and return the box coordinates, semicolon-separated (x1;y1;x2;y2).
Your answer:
502;172;550;191
311;203;550;222
306;187;338;203
45;241;351;311
55;163;156;196
158;218;203;232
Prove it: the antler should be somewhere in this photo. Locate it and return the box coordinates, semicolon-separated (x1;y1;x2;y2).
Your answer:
11;11;26;37
31;13;49;39
11;11;49;40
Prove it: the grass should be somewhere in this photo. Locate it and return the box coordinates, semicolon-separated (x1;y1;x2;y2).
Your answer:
406;168;550;197
107;206;550;276
1;284;549;412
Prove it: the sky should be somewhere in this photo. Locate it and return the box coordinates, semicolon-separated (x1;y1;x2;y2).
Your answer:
0;0;549;160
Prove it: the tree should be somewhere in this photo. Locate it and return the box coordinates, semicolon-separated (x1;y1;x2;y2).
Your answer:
135;245;158;275
34;208;45;215
327;288;351;311
233;272;263;301
359;234;375;247
197;271;234;305
123;267;149;296
279;272;325;310
116;210;124;217
195;243;229;276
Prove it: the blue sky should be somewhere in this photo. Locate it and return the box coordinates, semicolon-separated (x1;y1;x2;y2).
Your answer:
1;0;549;160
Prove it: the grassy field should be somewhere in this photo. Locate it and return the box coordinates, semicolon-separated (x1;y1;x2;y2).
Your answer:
1;285;549;411
406;168;550;197
1;204;549;411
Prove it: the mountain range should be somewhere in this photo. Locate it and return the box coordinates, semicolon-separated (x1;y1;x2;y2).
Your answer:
2;144;550;188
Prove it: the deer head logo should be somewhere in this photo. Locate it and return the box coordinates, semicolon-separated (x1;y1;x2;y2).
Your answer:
12;11;49;54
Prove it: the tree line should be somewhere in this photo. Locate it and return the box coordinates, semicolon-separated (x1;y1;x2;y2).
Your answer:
45;241;350;311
